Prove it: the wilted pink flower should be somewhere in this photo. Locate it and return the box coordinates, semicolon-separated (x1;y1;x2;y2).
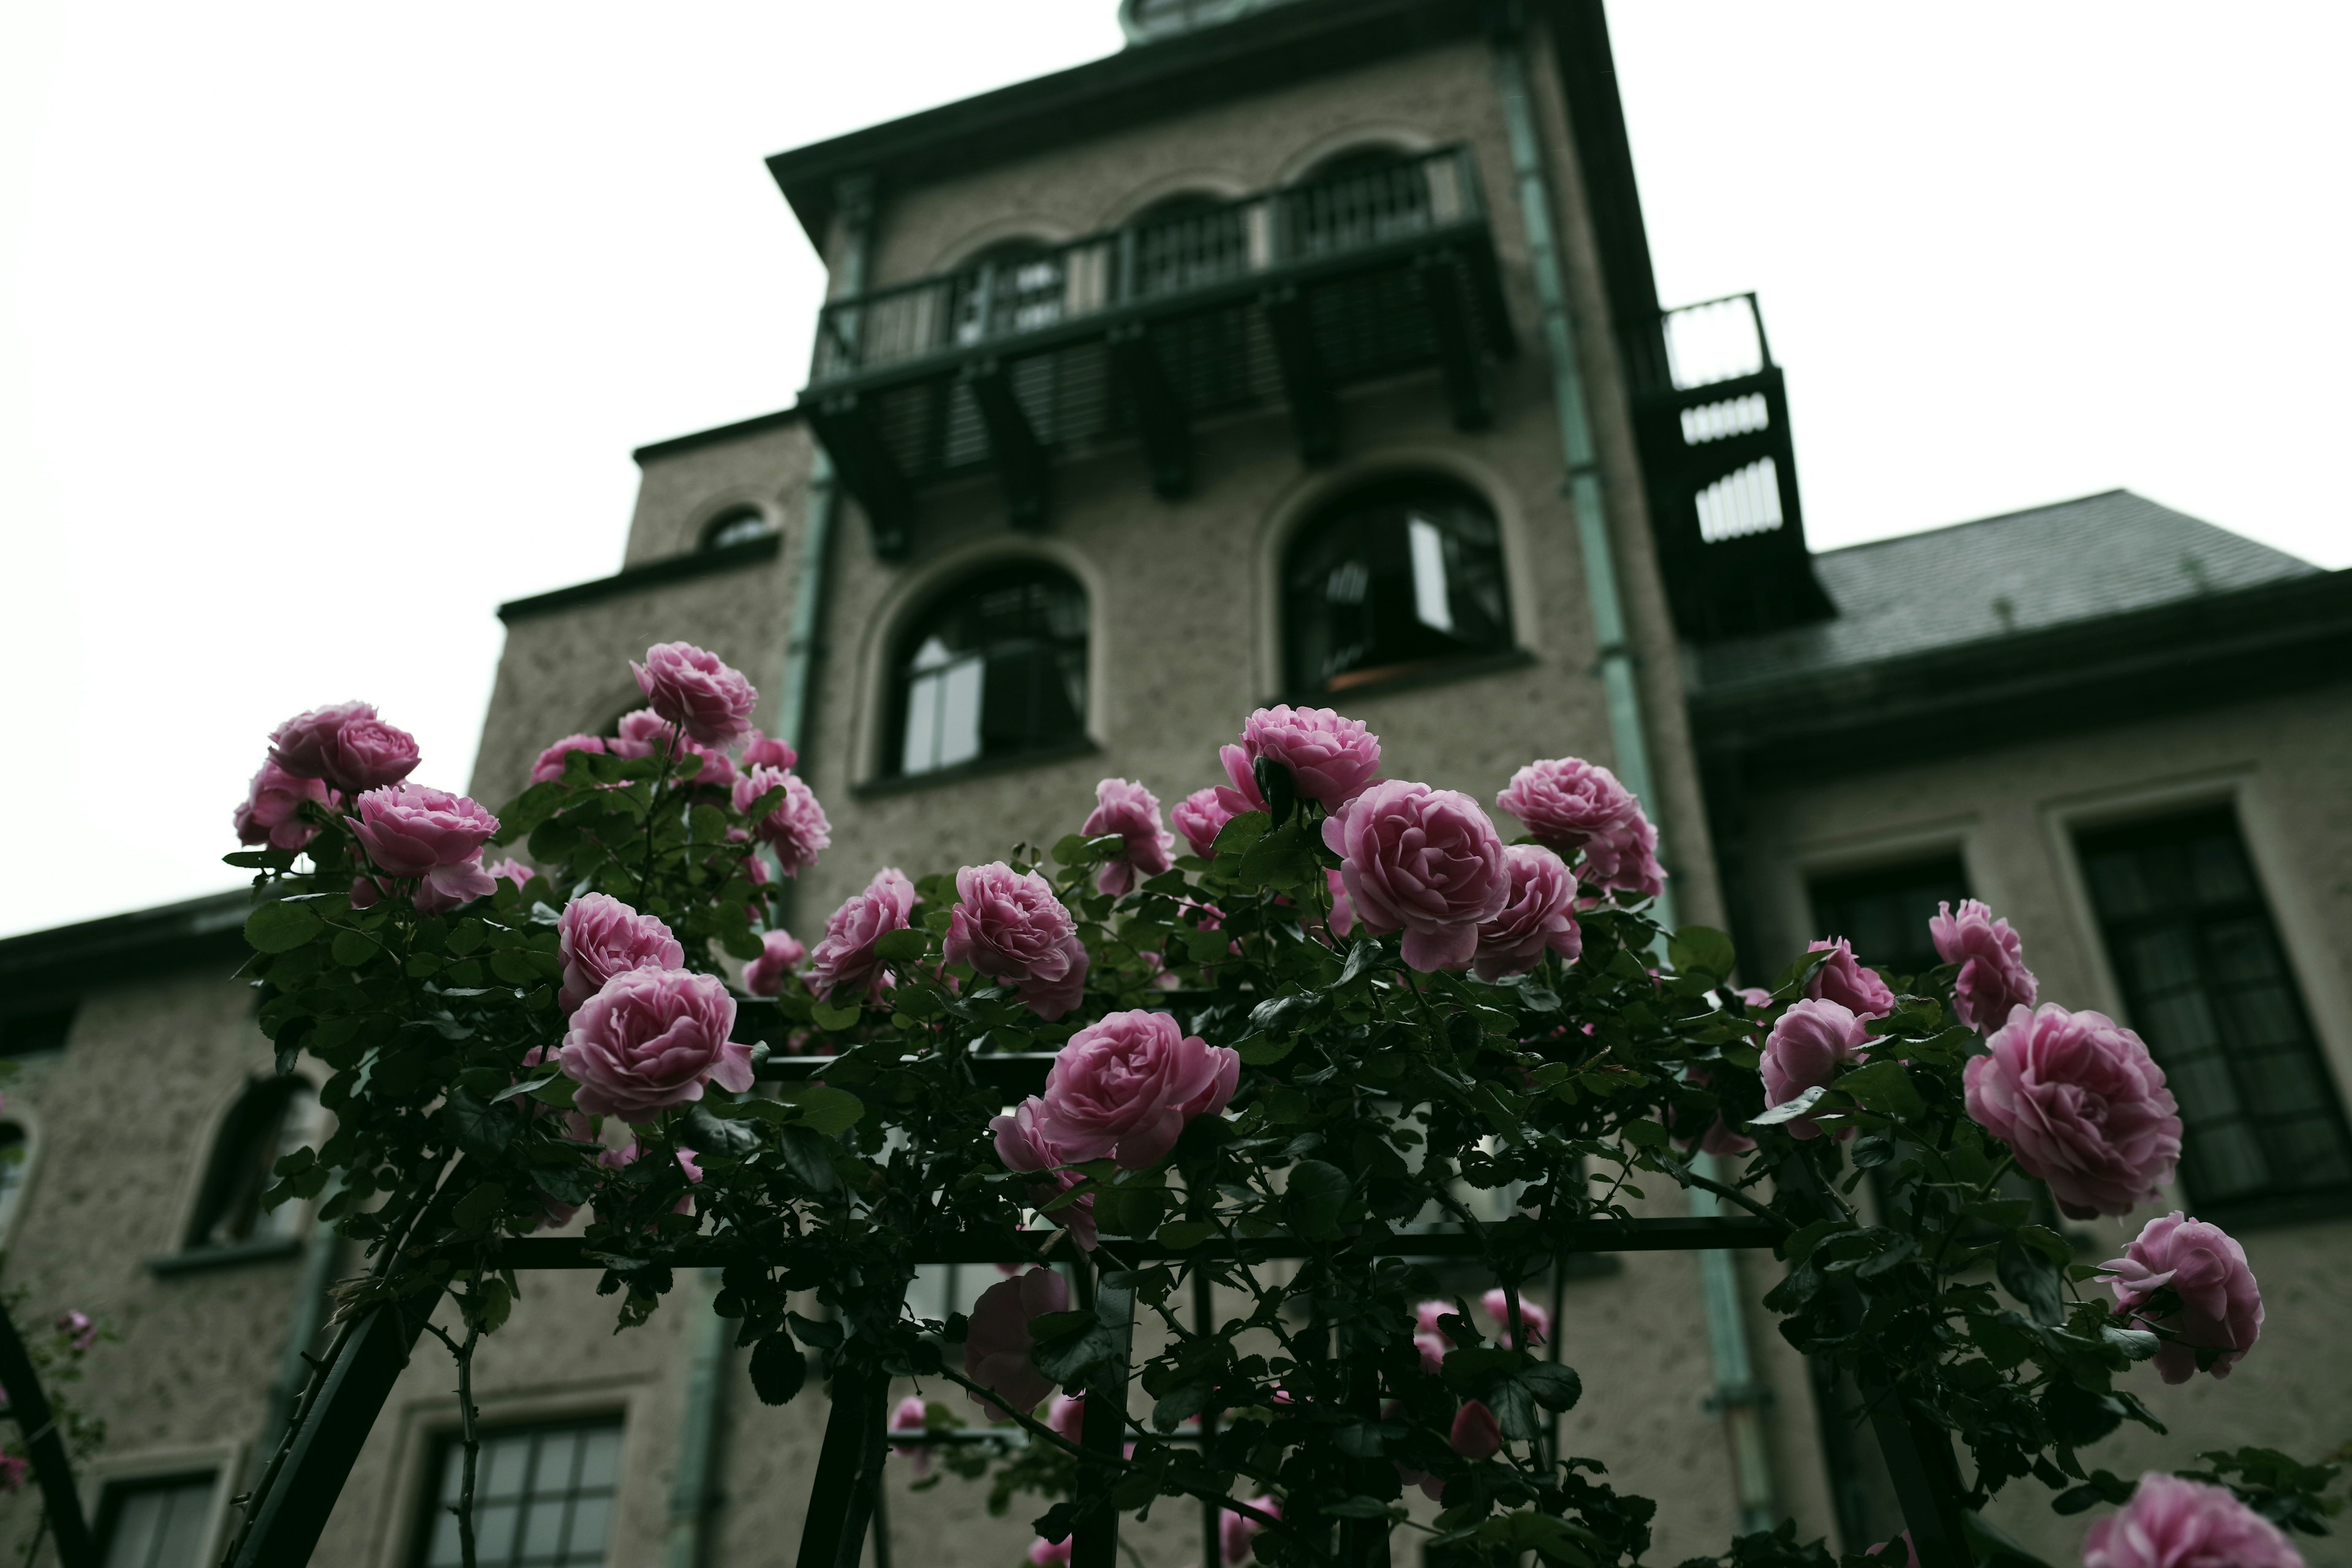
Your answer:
1036;1010;1238;1169
1472;846;1583;981
992;1099;1097;1249
483;858;534;892
557;894;685;1014
965;1266;1070;1420
731;766;829;875
744;930;805;997
1322;781;1509;972
1931;899;2038;1031
1761;999;1873;1140
1450;1400;1502;1460
1217;705;1381;813
1581;809;1665;900
349;785;500;910
943;862;1090;1020
557;968;750;1123
55;1311;97;1352
1806;938;1894;1019
268;701;376;780
1027;1539;1072;1568
2083;1472;2302;1568
2105;1212;2263;1384
742;730;797;771
1172;787;1235;859
807;868;918;1003
889;1395;933;1474
1480;1288;1549;1350
530;734;608;785
1495;757;1639;858
1082;778;1175;896
632;641;757;747
1964;1004;2180;1219
1672;1064;1756;1158
410;856;498;916
233;760;337;853
1222;1497;1280;1566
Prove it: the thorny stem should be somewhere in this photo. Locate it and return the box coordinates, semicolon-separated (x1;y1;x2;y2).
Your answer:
1677;1165;1794;1232
635;725;684;907
424;1311;486;1568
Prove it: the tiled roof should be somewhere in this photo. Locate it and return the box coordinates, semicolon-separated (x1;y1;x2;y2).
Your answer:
1693;490;2320;690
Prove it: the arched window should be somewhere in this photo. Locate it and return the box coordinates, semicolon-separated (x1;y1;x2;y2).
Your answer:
0;1124;30;1246
1284;478;1512;695
702;507;775;551
948;238;1067;348
1289;145;1431;257
1129;192;1248;299
186;1078;318;1251
890;562;1088;778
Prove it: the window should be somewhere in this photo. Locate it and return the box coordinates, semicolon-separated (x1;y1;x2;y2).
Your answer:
415;1419;622;1568
0;1001;75;1057
1284;478;1510;695
97;1472;217;1568
701;508;774;551
948;239;1066;348
1288;146;1431;257
1129;192;1249;300
186;1078;317;1251
890;562;1088;778
1806;854;1971;985
2077;809;2352;1213
0;1123;29;1243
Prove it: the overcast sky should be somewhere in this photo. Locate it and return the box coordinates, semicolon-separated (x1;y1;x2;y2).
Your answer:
3;2;2345;938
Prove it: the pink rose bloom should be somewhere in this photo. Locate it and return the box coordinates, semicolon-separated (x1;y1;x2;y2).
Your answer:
992;1098;1098;1249
1323;868;1355;941
742;730;797;771
349;785;500;908
594;1142;704;1217
680;742;736;791
410;856;498;916
1480;1287;1549;1349
1217;705;1381;814
1322;780;1509;972
964;1266;1070;1420
806;868;919;1003
1028;1540;1072;1568
1806;938;1894;1019
608;709;676;761
732;767;830;876
267;701;377;780
233;760;337;853
744;929;806;998
889;1394;932;1474
1672;1063;1757;1158
1471;846;1583;981
1045;1392;1087;1446
2083;1472;2303;1568
530;733;607;784
483;858;534;892
1222;1497;1280;1566
557;893;686;1014
1580;808;1666;900
1450;1400;1502;1460
943;862;1090;1021
56;1311;97;1353
318;717;421;793
633;641;757;747
1036;1010;1239;1169
1964;1004;2180;1219
557;967;751;1124
2105;1212;2263;1384
1495;757;1639;858
1082;778;1176;896
1172;787;1235;859
1761;998;1874;1140
1931;899;2038;1031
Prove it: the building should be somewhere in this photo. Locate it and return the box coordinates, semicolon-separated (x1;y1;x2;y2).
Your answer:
3;2;2348;1564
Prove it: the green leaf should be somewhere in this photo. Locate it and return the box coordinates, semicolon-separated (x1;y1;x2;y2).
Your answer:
245;900;325;954
1838;1060;1926;1120
777;1084;864;1136
1281;1159;1351;1242
812;1001;862;1033
450;1183;508;1235
331;929;378;967
1031;1313;1123;1386
1052;834;1092;866
1998;1237;2067;1325
1517;1362;1583;1412
749;1334;808;1406
873;928;930;963
1322;1497;1392;1520
1210;810;1269;859
775;1125;842;1193
1235;1035;1295;1066
1155;1220;1217;1251
1619;1117;1668;1150
1667;925;1736;980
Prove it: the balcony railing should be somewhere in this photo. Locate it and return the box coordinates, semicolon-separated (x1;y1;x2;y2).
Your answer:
803;145;1513;557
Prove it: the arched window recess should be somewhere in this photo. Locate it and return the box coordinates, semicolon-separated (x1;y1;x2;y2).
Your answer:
883;560;1090;785
168;1077;320;1265
701;507;777;552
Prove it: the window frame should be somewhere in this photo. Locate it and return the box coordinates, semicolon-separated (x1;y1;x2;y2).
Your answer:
88;1463;228;1568
175;1076;318;1260
1803;853;1973;989
697;507;775;553
878;558;1093;786
408;1415;627;1568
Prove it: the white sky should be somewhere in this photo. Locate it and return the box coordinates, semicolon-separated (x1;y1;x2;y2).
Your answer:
2;2;2346;938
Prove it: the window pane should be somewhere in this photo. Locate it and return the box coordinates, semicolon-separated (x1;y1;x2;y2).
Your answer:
1805;856;1970;984
892;565;1086;776
418;1419;621;1568
1284;483;1510;695
100;1476;216;1568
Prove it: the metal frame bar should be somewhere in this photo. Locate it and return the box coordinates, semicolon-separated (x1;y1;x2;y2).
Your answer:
0;1298;96;1568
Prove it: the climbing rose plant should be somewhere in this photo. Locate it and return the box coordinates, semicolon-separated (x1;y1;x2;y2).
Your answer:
228;644;2343;1568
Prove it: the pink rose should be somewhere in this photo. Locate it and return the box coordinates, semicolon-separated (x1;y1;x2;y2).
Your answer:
1172;787;1235;859
992;1098;1097;1249
1480;1287;1549;1350
1495;757;1638;858
1806;938;1894;1019
633;641;757;747
1964;1004;2180;1219
2083;1473;2303;1568
1930;899;2038;1031
742;730;797;771
732;766;830;876
557;893;686;1014
1322;780;1509;972
557;967;750;1124
744;929;806;998
1414;1299;1458;1371
1217;705;1381;813
2104;1212;2263;1384
1082;778;1175;896
964;1266;1070;1420
319;717;421;793
267;701;376;780
608;709;676;760
1471;846;1583;981
410;856;498;916
1450;1400;1502;1460
943;862;1090;1021
484;858;534;892
1323;867;1355;941
806;868;919;1003
1221;1497;1280;1566
1036;1010;1238;1169
530;734;607;785
56;1311;97;1353
594;1142;704;1217
680;743;736;791
889;1395;933;1474
1028;1540;1072;1568
233;760;337;852
1761;998;1873;1140
349;786;500;912
1581;809;1665;900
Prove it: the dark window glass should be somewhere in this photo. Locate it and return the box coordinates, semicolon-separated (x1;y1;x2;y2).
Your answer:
1284;480;1510;695
97;1472;216;1568
891;562;1088;778
0;1001;76;1057
2077;809;2352;1212
947;239;1066;348
1129;193;1250;299
1806;855;1971;986
0;1124;28;1240
415;1420;622;1568
1289;147;1432;257
186;1079;317;1250
701;508;772;551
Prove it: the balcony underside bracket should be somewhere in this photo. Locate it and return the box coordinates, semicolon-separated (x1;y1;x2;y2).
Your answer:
1417;249;1491;432
1262;285;1340;464
967;360;1051;532
1107;323;1192;500
809;393;916;562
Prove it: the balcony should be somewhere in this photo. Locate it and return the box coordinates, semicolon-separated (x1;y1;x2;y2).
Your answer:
803;145;1515;557
1622;293;1834;640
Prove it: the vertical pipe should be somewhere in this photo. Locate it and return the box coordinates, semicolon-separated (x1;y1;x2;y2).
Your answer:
1488;12;1779;1533
664;1271;732;1568
253;1216;344;1482
1194;1271;1221;1568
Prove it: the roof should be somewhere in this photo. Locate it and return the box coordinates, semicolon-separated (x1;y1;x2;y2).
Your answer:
0;890;250;1000
1694;490;2321;692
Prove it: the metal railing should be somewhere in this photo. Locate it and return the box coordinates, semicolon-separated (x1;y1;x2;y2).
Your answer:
810;144;1488;386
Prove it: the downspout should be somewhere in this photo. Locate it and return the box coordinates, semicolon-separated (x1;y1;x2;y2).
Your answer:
251;1215;344;1486
1488;11;1778;1535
